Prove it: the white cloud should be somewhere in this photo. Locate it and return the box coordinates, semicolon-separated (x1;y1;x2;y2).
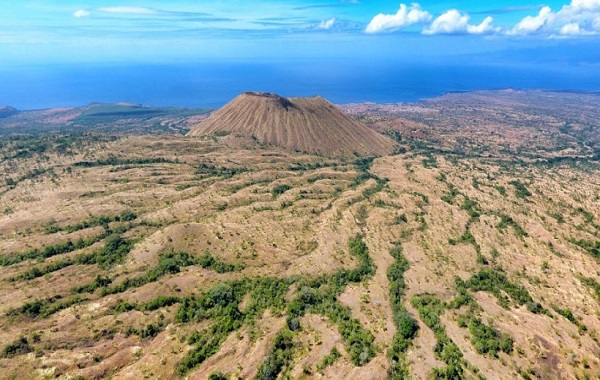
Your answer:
73;10;91;18
365;3;432;34
509;6;553;35
424;10;495;35
97;6;156;15
424;10;468;34
318;18;336;30
507;0;600;36
560;22;583;34
570;0;600;9
467;16;495;34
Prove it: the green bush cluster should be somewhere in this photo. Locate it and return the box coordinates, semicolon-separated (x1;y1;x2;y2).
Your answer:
126;321;165;339
196;163;248;179
411;294;467;378
578;275;600;302
496;213;528;238
387;244;419;379
441;183;460;205
551;305;587;334
349;157;382;189
256;328;295;379
569;239;600;260
316;347;341;373
46;210;137;234
509;180;532;198
465;269;544;313
284;236;376;366
421;152;438;168
75;234;134;269
0;233;104;266
457;315;513;356
175;235;377;375
175;282;248;375
271;184;292;198
73;275;112;293
114;295;182;313
98;251;242;297
74;156;171;167
208;372;228;380
12;259;73;281
7;295;87;319
1;337;32;358
461;196;481;219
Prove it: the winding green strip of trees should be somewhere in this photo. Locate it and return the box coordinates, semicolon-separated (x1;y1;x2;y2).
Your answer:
411;294;468;379
387;243;419;379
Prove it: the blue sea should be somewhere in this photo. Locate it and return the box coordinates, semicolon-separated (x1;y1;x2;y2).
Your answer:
1;59;599;110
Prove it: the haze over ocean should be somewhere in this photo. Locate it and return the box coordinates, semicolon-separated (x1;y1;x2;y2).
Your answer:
2;59;600;110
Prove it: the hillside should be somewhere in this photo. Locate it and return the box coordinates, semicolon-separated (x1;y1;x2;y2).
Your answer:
0;103;210;135
0;91;598;379
187;92;395;157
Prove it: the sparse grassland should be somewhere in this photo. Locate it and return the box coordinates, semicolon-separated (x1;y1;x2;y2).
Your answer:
1;91;599;379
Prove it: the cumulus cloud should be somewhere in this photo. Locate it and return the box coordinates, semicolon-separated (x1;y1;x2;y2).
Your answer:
73;9;91;18
467;16;495;34
318;18;336;30
509;0;600;36
365;3;432;33
424;10;495;35
509;6;554;35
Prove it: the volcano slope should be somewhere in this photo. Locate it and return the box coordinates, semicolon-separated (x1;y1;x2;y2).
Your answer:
187;92;395;157
0;91;599;379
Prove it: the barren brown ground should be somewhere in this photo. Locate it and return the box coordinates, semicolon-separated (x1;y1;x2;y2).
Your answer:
0;91;598;379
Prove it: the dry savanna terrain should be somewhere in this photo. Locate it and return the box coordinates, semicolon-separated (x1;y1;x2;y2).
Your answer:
0;90;599;379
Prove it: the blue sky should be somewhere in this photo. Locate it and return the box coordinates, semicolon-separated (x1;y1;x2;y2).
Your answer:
1;0;599;64
1;1;600;109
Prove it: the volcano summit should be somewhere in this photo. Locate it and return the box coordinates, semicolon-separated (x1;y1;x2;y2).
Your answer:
187;92;395;157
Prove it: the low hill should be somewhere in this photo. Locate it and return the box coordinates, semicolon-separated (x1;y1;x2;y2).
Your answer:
187;92;395;157
0;106;18;118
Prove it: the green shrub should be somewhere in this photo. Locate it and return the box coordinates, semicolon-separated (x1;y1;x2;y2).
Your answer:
317;347;341;373
1;337;32;358
579;276;600;301
256;328;295;379
465;269;544;313
208;372;228;380
8;295;87;319
509;180;532;198
569;239;600;260
271;184;292;198
496;213;528;238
